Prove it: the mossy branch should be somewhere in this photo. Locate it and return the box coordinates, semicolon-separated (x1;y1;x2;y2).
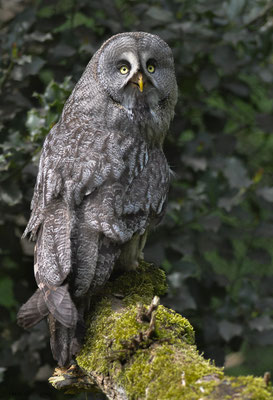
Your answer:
49;262;273;400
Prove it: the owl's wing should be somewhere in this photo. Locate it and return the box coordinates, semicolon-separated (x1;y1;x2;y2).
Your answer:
34;198;78;327
18;197;78;329
20;125;122;328
22;127;63;240
23;124;125;239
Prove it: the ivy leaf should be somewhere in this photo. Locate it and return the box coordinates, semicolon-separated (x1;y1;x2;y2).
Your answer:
146;7;173;23
218;193;240;211
50;44;76;59
249;316;273;332
218;320;243;342
257;187;273;203
223;158;252;189
23;56;46;76
227;0;246;20
182;155;207;172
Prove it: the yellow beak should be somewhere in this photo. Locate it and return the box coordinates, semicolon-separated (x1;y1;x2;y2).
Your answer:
138;73;144;92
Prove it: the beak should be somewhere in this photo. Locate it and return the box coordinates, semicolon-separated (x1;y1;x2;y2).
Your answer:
138;73;143;92
130;71;145;92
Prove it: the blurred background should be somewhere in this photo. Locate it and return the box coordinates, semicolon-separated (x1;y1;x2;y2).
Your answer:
0;0;273;399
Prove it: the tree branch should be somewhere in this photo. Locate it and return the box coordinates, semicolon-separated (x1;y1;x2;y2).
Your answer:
49;262;273;399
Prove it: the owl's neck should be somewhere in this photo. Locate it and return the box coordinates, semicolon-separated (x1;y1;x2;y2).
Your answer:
112;101;169;147
63;84;171;148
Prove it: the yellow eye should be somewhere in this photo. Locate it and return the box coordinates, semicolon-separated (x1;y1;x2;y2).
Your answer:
120;65;129;75
147;64;155;73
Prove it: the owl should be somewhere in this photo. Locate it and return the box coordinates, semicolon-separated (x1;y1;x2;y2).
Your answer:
17;32;178;367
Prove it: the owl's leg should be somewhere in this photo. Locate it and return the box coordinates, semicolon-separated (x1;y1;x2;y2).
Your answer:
47;293;86;367
48;313;85;367
117;231;148;271
89;236;120;290
138;230;148;260
71;201;100;298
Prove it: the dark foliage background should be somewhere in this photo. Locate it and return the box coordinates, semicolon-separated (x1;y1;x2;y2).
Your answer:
0;0;273;399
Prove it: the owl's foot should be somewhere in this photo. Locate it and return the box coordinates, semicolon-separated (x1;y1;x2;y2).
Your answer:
49;364;95;393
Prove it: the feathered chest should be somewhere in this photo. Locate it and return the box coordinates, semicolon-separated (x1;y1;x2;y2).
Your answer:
40;118;156;202
44;119;170;237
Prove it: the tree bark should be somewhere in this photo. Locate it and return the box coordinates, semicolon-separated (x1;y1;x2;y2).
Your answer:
49;262;273;400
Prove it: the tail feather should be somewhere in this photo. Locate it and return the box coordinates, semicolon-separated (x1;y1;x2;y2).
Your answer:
45;284;78;329
17;284;78;330
17;289;48;329
17;286;81;367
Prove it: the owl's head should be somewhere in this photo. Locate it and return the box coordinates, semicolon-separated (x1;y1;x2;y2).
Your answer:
95;32;177;118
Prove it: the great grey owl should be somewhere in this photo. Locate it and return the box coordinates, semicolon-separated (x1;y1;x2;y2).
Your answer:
17;32;178;367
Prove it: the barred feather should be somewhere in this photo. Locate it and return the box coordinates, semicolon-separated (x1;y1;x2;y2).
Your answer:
17;289;48;329
17;32;177;367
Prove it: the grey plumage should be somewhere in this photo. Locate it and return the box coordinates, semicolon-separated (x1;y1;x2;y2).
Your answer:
17;32;177;366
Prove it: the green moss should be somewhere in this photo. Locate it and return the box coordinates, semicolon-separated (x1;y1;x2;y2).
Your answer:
107;261;167;305
155;305;195;344
76;262;222;399
205;376;273;400
122;344;223;400
77;297;113;374
76;263;273;399
78;301;217;399
230;376;273;399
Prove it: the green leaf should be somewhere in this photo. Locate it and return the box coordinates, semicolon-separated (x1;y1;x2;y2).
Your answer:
146;6;173;23
26;56;46;76
223;158;252;189
257;187;273;203
54;12;95;32
219;320;243;342
227;0;246;20
26;109;44;132
37;5;56;18
0;277;17;308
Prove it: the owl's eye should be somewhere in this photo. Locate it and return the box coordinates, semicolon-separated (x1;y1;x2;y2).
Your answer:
119;65;130;75
147;64;155;73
